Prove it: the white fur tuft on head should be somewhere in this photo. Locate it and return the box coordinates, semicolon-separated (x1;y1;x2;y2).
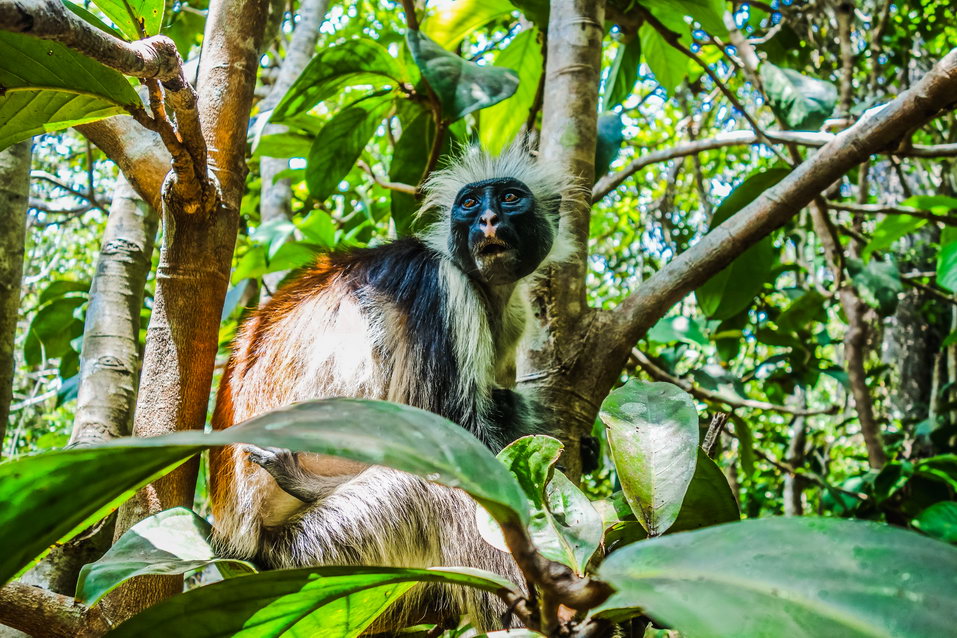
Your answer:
418;139;580;266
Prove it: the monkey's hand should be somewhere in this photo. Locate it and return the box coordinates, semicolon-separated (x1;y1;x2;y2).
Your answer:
243;445;331;504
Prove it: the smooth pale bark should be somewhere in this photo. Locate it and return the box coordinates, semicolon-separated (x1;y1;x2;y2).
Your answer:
71;176;158;445
0;141;31;449
104;0;271;623
519;0;606;478
260;0;329;297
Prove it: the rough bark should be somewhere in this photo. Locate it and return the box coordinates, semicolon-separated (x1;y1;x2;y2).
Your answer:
259;0;329;297
519;0;606;479
0;141;31;449
103;0;271;623
71;176;158;445
0;582;109;638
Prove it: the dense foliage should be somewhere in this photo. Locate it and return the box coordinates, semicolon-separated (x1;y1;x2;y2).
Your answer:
2;0;957;635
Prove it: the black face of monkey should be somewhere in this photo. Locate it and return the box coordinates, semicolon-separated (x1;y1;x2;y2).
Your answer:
449;178;556;285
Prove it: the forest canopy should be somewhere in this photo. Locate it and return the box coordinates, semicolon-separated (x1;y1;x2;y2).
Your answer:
0;0;956;636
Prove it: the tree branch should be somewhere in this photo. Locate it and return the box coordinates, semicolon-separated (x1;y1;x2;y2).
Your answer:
357;160;417;195
828;200;957;225
630;349;836;416
605;47;957;354
0;582;110;638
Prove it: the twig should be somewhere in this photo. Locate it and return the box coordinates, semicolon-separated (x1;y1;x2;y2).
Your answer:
30;170;107;212
630;349;835;416
827;201;957;225
356;160;417;195
703;412;729;457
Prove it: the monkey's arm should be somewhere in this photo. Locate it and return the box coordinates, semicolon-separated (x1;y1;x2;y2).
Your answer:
243;445;331;503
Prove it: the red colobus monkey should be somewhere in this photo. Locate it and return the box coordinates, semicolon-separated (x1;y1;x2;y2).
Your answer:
209;144;573;630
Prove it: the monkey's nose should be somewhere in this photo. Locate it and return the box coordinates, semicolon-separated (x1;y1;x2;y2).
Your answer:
480;210;499;237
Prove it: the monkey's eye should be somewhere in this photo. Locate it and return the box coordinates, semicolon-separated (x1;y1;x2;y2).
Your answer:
462;197;478;209
502;191;519;203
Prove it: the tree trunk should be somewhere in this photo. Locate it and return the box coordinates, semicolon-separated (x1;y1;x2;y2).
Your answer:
70;176;158;445
0;140;31;451
103;0;271;623
521;0;606;479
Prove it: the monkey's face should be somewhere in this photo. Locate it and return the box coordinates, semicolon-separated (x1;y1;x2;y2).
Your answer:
449;178;556;286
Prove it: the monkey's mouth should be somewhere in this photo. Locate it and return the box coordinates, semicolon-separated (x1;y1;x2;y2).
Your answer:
476;238;510;257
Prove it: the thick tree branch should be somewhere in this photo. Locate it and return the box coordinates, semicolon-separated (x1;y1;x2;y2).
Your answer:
0;582;110;638
605;48;957;349
630;349;836;416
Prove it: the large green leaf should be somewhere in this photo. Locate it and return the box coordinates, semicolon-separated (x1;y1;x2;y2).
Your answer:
639;0;728;37
638;22;687;94
600;381;699;536
598;518;957;637
847;257;904;315
407;30;519;121
91;0;166;39
603;36;641;110
24;296;86;366
202;399;530;527
0;445;202;585
695;168;790;319
77;508;257;606
494;436;601;573
776;290;827;334
478;27;543;153
670;450;739;532
647;315;709;346
862;215;928;262
423;0;516;49
389;104;438;233
107;566;516;638
0;31;140;150
760;62;837;130
305;95;393;201
271;39;405;122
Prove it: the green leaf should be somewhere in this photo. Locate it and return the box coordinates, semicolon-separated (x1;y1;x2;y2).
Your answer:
0;445;201;585
638;22;687;94
776;290;827;334
77;508;256;606
204;399;530;527
600;381;699;536
0;31;140;150
493;436;602;572
695;169;790;319
478;27;543;154
730;415;756;478
389;104;439;233
90;0;166;39
63;1;126;39
272;39;405;122
937;241;957;293
643;0;729;36
901;195;957;215
669;450;740;533
25;296;86;365
253;132;313;160
598;517;957;635
647;316;709;346
423;0;516;49
306;95;393;201
604;36;641;110
107;566;516;638
543;471;604;572
38;279;90;305
913;502;957;543
407;30;519;121
847;257;904;315
863;215;928;262
760;62;837;130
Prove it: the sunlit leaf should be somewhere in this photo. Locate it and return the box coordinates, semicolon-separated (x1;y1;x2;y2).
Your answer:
107;566;517;637
862;215;928;262
423;0;516;49
478;27;543;153
598;518;957;636
600;381;699;536
90;0;166;39
603;36;641;109
77;508;256;605
760;62;837;130
407;30;519;121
